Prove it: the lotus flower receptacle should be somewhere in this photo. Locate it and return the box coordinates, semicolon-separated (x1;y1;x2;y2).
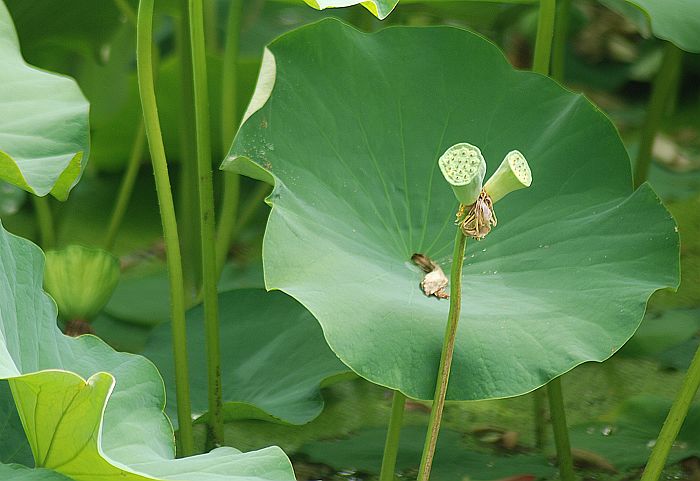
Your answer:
438;143;487;205
43;245;120;323
483;150;532;204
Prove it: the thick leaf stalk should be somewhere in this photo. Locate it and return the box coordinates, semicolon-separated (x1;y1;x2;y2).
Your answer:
547;377;575;481
215;0;244;279
136;0;195;455
379;390;407;481
633;42;683;188
533;0;557;75
417;228;467;481
641;343;700;481
188;0;225;446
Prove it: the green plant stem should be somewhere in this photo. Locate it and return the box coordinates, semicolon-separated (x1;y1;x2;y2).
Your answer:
215;0;244;280
417;229;467;481
551;0;571;82
104;123;146;251
532;0;557;75
641;344;700;481
177;0;201;300
633;42;684;188
533;387;548;449
136;0;194;456
32;196;55;249
204;0;218;51
547;377;575;481
113;0;137;24
379;390;407;481
188;0;225;447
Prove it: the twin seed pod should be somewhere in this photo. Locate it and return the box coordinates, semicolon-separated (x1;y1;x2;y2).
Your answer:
438;143;532;239
43;245;120;326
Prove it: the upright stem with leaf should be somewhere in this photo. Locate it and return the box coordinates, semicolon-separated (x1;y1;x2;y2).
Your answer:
136;0;194;456
215;0;244;279
532;2;575;478
633;42;683;188
188;0;225;447
641;342;700;481
417;228;468;481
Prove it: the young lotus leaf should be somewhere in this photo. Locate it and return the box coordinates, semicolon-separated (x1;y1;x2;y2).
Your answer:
0;221;295;481
143;289;351;426
223;19;679;402
0;1;89;200
601;0;700;53
302;0;397;20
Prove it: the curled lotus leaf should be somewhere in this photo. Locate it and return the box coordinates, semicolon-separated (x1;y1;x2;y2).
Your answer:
0;220;295;481
0;1;89;200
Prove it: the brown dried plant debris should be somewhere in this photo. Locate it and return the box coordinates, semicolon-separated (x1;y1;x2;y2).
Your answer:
411;253;449;299
456;190;497;240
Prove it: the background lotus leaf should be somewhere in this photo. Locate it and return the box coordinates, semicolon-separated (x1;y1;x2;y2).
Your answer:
601;0;700;53
0;464;74;481
301;0;397;20
0;221;295;481
0;1;89;200
143;289;351;426
224;19;679;401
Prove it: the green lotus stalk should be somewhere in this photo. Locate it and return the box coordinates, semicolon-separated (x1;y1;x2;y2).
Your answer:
137;0;195;455
419;143;532;481
44;245;120;335
641;343;700;481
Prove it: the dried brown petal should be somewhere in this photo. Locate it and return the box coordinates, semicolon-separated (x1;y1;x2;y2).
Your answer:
456;190;497;240
412;253;449;299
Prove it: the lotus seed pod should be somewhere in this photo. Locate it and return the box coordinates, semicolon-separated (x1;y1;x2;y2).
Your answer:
438;143;487;205
483;150;532;204
43;245;120;322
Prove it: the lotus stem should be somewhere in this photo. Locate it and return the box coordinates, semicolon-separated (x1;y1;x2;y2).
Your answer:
215;0;244;280
104;122;146;251
32;196;55;249
417;228;467;481
532;0;557;76
547;377;575;481
551;0;571;82
113;0;137;25
533;387;548;449
633;42;683;188
188;0;225;447
177;0;201;299
641;343;700;481
379;390;407;481
136;0;194;456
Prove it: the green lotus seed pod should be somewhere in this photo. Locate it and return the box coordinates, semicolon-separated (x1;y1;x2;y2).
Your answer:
43;245;120;322
438;143;487;205
483;150;532;204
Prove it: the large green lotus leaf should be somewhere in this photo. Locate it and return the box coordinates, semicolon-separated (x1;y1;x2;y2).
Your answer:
601;0;700;53
223;19;679;402
0;1;89;200
0;221;295;481
143;289;351;426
